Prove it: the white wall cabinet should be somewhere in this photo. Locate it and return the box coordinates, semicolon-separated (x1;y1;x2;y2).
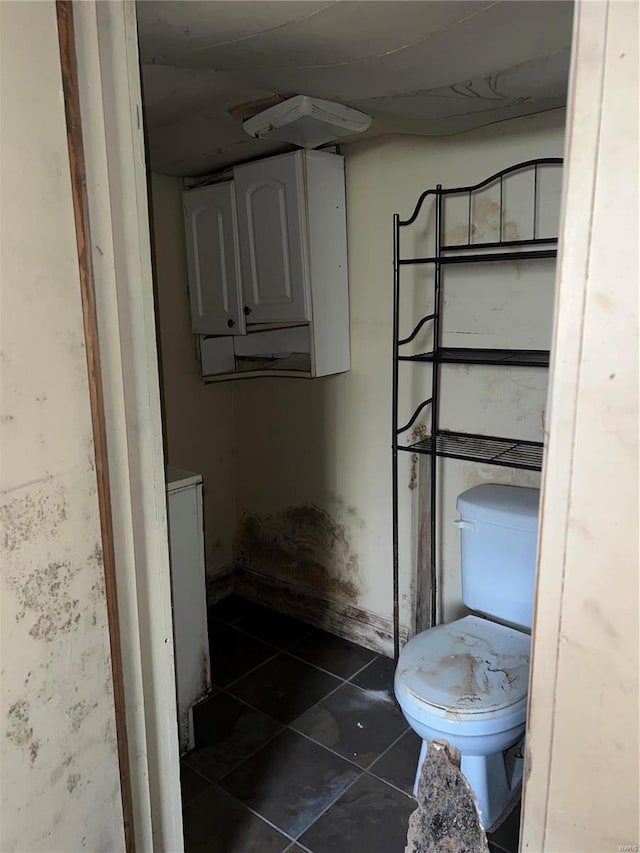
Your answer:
183;149;350;380
183;182;245;335
234;152;310;324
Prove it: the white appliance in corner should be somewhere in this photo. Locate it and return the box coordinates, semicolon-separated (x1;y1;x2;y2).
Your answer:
166;466;211;754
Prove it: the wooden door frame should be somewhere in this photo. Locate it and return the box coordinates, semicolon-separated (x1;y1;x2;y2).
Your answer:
68;2;183;850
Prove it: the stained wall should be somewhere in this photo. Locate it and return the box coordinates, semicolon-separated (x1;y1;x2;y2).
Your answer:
233;110;566;635
150;109;566;645
0;2;124;849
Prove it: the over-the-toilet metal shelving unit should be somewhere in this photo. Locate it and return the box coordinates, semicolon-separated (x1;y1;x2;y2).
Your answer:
391;158;563;660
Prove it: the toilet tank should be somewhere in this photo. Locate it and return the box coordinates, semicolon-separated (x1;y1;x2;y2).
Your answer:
456;484;540;631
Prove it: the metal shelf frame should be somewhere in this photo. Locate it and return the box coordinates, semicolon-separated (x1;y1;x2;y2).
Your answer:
397;348;550;368
391;158;562;660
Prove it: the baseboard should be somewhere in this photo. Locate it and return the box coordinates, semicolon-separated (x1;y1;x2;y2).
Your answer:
206;565;234;604
235;566;408;657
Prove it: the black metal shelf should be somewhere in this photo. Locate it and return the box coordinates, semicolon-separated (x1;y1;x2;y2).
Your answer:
399;248;557;266
397;348;550;368
391;157;562;661
397;430;543;472
440;237;558;252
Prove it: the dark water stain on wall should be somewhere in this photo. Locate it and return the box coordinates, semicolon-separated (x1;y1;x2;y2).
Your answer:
235;504;362;603
409;424;428;490
9;560;82;642
7;699;40;765
445;196;520;246
1;487;67;553
66;773;81;793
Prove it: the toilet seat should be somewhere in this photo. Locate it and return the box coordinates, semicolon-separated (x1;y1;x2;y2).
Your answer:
395;615;530;736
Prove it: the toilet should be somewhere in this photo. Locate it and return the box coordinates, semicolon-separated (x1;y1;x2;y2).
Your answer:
394;484;540;830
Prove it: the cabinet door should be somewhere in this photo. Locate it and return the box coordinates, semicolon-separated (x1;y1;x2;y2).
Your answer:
234;152;311;323
183;182;245;335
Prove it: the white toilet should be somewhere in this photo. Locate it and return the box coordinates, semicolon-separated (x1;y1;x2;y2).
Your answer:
394;484;540;830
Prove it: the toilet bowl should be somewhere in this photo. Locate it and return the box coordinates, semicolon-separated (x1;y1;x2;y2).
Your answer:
395;614;530;829
394;484;540;831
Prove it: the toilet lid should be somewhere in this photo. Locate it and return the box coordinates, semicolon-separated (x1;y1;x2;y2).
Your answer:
397;615;530;714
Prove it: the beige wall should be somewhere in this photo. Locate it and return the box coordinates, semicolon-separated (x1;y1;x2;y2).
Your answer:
151;173;237;578
233;110;565;635
0;2;124;850
522;1;639;850
150;111;565;637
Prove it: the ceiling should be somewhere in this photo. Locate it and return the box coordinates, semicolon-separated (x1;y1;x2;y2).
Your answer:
137;0;573;177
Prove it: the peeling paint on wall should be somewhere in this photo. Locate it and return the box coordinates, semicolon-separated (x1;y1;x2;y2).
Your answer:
236;504;362;603
409;424;428;490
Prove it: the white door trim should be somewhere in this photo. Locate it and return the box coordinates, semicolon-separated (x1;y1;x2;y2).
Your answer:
72;2;183;850
522;1;639;849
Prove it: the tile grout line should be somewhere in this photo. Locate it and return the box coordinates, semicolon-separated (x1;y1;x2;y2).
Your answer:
204;664;401;844
218;635;364;693
363;726;418;797
226;652;387;732
211;603;389;690
182;770;315;853
184;718;286;787
214;647;281;691
220;788;299;845
206;729;362;850
488;843;514;853
294;655;400;721
199;605;413;848
188;665;384;788
363;768;416;801
197;652;409;795
179;774;297;846
189;651;388;787
285;647;377;681
229;623;382;687
290;770;363;847
286;726;367;773
231;621;316;652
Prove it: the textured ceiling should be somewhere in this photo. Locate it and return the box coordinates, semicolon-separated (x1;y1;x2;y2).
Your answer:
137;0;573;177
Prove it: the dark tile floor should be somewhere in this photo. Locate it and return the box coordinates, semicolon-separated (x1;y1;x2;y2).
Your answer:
181;595;521;853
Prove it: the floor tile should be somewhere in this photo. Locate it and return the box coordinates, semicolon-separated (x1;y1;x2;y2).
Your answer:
207;616;228;636
349;655;397;704
183;784;290;852
368;728;422;795
488;799;521;852
288;631;377;679
236;605;314;649
186;692;283;781
219;729;361;838
228;654;341;724
299;773;415;853
180;763;211;807
208;595;254;625
210;626;276;687
292;682;407;768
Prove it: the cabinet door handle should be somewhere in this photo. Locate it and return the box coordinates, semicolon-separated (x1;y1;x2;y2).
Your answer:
243;306;252;316
227;318;235;328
